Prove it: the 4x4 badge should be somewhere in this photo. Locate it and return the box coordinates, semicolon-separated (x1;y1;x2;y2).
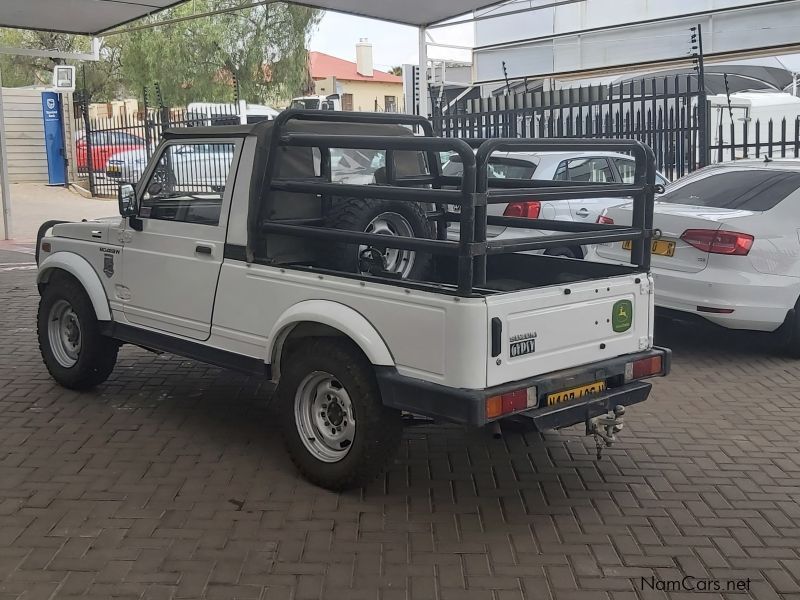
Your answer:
612;300;632;332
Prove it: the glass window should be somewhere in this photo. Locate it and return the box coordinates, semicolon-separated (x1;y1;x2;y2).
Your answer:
614;158;636;184
556;157;613;183
441;156;536;180
139;142;235;226
658;169;800;211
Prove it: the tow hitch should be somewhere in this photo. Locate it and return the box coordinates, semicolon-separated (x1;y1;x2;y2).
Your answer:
587;405;625;459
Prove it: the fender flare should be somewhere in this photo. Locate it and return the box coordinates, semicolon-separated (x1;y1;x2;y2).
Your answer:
268;300;394;371
37;252;112;321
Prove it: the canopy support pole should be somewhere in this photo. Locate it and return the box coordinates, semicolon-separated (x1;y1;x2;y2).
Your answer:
0;69;11;240
418;26;429;118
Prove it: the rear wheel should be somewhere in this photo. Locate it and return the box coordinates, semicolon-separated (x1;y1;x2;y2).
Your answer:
37;272;119;390
782;300;800;357
276;338;403;490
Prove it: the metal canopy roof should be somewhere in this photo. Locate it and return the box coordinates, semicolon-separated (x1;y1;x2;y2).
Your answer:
0;0;501;35
1;0;187;36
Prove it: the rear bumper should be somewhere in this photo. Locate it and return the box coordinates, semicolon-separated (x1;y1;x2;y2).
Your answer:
652;268;798;332
376;347;670;428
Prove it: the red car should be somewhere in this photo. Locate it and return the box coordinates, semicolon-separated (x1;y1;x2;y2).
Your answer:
76;131;146;173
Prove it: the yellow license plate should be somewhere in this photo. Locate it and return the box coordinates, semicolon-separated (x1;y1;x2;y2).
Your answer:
622;239;675;257
547;381;607;406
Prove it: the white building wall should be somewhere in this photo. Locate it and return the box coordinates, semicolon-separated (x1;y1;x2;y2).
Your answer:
473;0;800;83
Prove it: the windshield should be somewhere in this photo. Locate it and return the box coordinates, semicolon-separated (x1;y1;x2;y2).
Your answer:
659;168;800;211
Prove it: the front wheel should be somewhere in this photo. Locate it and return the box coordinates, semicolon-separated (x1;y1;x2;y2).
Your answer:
37;272;119;390
276;338;403;490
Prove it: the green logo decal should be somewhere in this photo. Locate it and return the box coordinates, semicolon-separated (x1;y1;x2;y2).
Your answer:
612;300;633;333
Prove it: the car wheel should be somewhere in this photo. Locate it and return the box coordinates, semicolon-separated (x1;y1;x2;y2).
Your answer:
37;272;119;390
781;298;800;357
325;197;434;279
276;338;403;490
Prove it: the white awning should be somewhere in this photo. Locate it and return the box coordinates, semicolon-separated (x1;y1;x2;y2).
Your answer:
0;0;500;35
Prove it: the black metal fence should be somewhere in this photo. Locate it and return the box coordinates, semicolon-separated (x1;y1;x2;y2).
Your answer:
432;76;707;181
711;115;800;163
76;95;243;196
78;78;800;197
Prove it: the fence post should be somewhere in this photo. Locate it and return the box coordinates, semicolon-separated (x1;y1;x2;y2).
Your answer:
80;95;96;197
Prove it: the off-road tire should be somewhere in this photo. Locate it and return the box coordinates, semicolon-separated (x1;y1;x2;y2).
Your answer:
37;272;119;390
325;197;434;280
276;338;403;490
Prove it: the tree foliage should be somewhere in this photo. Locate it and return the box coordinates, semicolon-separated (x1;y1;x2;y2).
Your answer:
0;2;320;105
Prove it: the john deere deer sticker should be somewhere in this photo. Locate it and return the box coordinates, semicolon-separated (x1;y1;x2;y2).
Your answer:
612;300;633;332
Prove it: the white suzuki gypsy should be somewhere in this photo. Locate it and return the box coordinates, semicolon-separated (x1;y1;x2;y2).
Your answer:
36;110;670;490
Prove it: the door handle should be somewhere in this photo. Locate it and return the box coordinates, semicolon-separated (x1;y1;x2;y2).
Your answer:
195;244;213;255
576;208;590;217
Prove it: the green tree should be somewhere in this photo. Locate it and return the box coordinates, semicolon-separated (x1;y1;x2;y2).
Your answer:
119;1;320;105
0;28;122;100
0;2;319;105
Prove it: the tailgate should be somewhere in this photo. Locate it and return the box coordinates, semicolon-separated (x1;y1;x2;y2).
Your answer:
485;274;653;387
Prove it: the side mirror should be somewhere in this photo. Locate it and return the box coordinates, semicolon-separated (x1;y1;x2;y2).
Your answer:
118;183;137;217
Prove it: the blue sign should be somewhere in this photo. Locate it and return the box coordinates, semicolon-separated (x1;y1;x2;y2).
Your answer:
41;92;66;185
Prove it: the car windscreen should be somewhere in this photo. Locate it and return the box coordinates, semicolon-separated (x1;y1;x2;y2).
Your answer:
442;156;537;179
658;169;800;211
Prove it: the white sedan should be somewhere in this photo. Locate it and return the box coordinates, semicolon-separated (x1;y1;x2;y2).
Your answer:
443;151;669;258
587;159;800;353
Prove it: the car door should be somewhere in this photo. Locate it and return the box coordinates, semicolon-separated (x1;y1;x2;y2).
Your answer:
555;156;619;221
119;138;240;340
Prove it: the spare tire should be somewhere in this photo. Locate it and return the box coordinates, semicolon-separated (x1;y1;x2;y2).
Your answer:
325;197;433;280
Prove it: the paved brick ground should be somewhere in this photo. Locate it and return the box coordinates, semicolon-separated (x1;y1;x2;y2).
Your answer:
2;247;800;599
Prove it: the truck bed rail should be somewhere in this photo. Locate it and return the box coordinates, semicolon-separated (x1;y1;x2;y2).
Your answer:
256;109;656;295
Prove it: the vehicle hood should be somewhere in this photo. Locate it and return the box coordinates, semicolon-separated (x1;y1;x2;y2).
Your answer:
50;217;123;245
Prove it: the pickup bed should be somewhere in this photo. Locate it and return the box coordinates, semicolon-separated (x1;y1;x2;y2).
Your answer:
36;109;669;490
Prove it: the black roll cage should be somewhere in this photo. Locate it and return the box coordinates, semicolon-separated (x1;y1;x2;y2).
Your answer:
255;109;657;296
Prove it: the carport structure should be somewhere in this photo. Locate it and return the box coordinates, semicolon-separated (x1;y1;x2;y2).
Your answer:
0;0;505;240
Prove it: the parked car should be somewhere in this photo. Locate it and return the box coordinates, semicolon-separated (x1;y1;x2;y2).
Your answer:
443;151;670;258
586;159;800;353
107;143;234;190
36;111;669;490
76;131;146;174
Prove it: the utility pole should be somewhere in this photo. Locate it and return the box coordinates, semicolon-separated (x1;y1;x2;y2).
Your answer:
691;24;709;167
0;69;12;240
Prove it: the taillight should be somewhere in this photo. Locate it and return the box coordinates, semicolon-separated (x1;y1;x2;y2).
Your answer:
486;386;537;419
503;201;541;219
597;215;614;225
680;229;754;255
624;355;663;382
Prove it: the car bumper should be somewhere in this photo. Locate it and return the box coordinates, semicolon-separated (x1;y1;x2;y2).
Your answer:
652;268;798;332
375;347;671;428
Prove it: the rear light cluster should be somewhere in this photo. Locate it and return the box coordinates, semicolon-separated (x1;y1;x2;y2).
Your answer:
486;386;537;420
503;200;541;219
624;355;663;382
680;229;754;256
596;215;615;225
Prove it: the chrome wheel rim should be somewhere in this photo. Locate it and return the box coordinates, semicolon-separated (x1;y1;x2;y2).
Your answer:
48;299;81;368
360;212;416;278
294;371;356;463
